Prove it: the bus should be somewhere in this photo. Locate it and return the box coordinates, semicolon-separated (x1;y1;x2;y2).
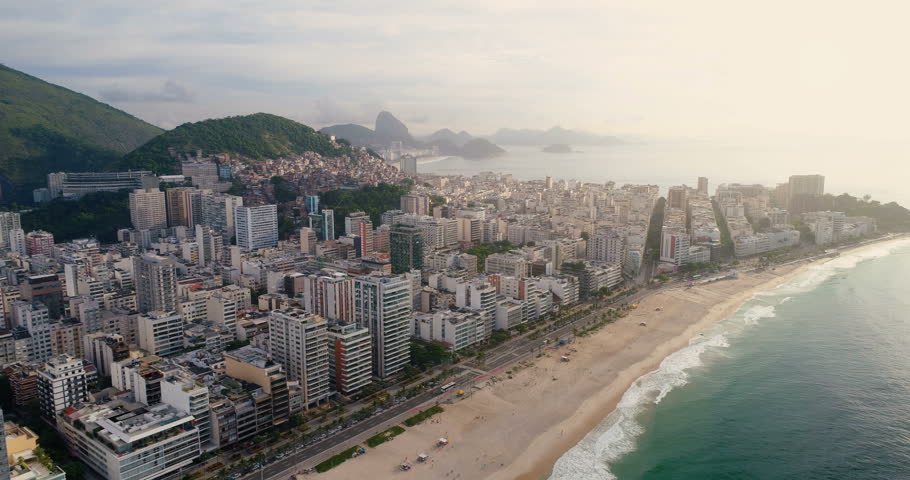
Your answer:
441;382;456;393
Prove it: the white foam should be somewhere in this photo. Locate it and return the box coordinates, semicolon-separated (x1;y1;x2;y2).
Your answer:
741;305;777;325
549;239;910;480
773;238;910;296
549;333;729;480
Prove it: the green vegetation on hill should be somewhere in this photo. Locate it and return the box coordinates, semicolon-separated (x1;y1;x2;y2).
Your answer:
830;193;910;232
20;190;131;243
0;64;163;199
118;113;351;174
321;182;412;235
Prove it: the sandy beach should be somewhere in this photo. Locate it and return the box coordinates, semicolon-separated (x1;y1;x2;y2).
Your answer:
316;242;892;480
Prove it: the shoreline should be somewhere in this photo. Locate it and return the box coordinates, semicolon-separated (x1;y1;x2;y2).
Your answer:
318;237;903;480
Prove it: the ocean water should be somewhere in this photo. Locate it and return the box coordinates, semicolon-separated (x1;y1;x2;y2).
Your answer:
418;143;910;207
549;239;910;480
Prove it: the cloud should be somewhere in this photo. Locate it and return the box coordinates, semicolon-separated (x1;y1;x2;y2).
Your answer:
313;98;385;126
99;80;195;103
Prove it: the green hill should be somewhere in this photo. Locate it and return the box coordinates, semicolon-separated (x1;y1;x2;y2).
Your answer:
118;113;352;173
0;64;163;199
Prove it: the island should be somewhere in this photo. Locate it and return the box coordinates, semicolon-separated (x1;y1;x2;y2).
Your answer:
542;143;573;153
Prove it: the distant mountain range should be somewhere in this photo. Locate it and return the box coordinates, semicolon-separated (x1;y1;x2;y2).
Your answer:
320;112;505;159
321;112;620;161
487;126;620;146
0;64;163;200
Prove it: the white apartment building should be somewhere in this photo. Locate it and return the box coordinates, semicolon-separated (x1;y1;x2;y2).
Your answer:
0;211;21;249
161;369;212;449
587;231;626;265
14;301;51;363
455;280;497;338
137;311;184;357
37;354;88;422
268;309;331;408
234;205;278;251
353;275;412;379
485;252;529;278
495;299;527;330
412;310;486;352
326;323;373;395
660;227;690;266
60;400;201;480
129;188;167;232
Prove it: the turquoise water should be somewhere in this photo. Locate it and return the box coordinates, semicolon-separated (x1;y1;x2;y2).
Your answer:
549;239;910;479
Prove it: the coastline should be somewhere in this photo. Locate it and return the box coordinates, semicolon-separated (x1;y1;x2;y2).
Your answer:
317;238;901;480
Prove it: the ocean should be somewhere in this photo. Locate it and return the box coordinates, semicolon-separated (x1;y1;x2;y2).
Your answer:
548;239;910;479
417;143;910;207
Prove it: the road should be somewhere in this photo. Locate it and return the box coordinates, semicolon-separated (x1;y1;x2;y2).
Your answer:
243;291;650;480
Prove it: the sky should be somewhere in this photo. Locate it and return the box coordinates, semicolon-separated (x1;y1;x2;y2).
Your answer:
4;0;910;150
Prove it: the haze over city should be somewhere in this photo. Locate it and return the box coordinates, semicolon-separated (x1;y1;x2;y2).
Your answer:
2;3;910;480
4;1;910;140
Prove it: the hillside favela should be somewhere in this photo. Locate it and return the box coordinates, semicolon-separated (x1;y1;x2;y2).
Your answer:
3;4;910;480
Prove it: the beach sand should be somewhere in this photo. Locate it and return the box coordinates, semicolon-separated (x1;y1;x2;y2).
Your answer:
316;245;886;480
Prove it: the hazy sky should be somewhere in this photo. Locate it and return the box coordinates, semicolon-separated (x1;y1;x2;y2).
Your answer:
4;0;910;145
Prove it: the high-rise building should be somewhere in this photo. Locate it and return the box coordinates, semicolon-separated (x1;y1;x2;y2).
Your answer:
0;212;21;249
19;274;64;319
201;191;243;242
129;188;167;231
60;399;201;480
223;346;290;426
14;301;52;362
323;209;335;241
302;272;355;323
667;186;689;210
305;195;319;214
133;253;178;313
390;224;424;274
788;174;826;213
345;212;373;255
268;309;331;409
455;280;497;339
587;231;626;266
400;194;430;215
82;332;129;377
660;227;690;266
307;212;324;241
400;155;417;176
299;227;317;255
194;224;223;266
8;228;25;256
24;230;54;256
234;205;278;251
697;177;709;195
137;311;183;357
353;275;412;378
37;354;88;422
166;187;202;228
161;368;212;449
327;323;373;395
